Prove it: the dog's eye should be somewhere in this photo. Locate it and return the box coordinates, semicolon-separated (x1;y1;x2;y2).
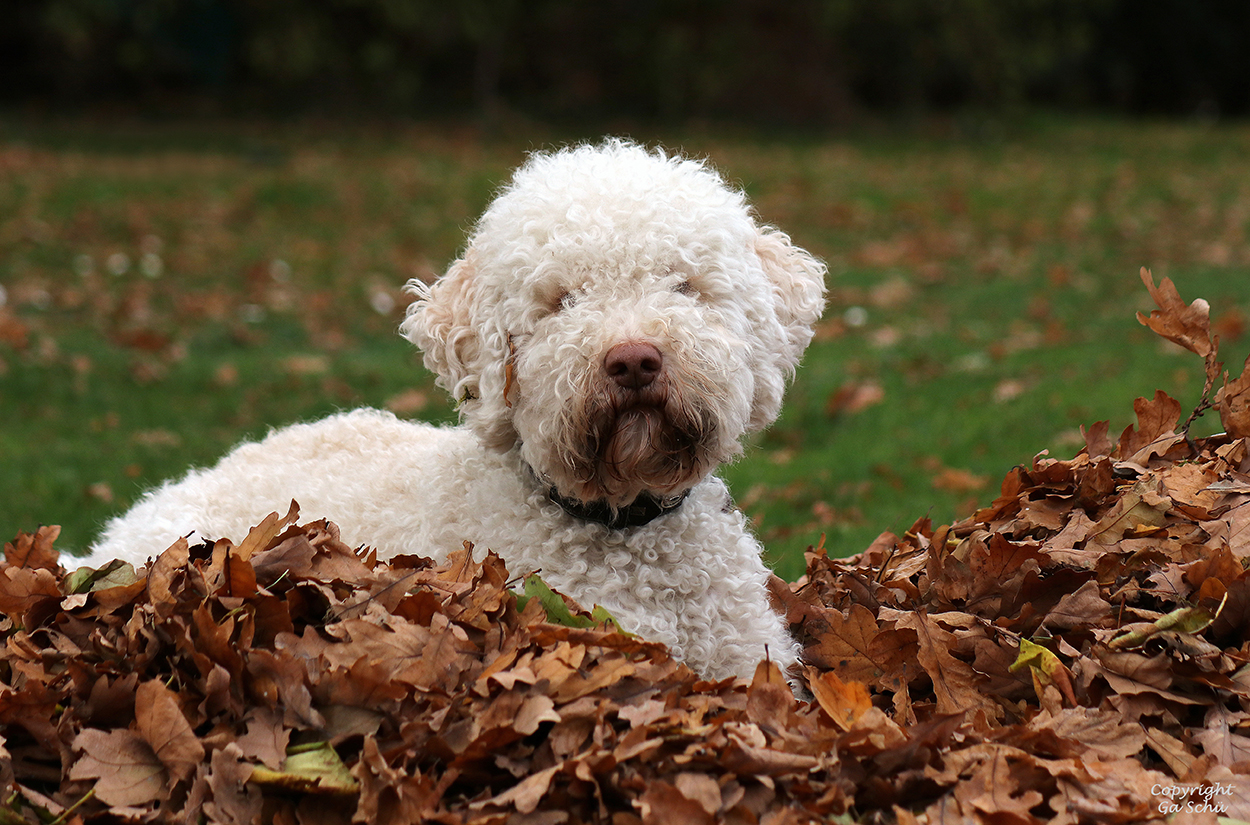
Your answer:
673;280;696;297
556;290;576;310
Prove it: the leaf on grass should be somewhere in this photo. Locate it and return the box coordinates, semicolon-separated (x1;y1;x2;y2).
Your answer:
16;269;1250;825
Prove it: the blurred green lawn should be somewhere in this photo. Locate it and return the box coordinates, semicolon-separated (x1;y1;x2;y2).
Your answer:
2;116;1246;580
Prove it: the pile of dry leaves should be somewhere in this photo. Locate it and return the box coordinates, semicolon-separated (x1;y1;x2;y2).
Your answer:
3;270;1250;824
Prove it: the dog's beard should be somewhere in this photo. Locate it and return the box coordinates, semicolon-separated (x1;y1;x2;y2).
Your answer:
568;387;712;506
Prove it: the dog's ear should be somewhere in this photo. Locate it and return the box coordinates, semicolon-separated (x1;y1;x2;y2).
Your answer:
402;253;519;450
754;228;827;367
746;228;827;432
402;253;484;405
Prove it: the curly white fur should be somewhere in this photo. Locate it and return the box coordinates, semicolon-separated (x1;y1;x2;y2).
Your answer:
84;140;827;682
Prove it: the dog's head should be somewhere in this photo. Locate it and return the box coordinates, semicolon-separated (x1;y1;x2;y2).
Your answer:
403;140;826;509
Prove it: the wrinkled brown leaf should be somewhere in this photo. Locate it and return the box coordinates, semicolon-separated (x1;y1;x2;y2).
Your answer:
1137;267;1213;358
1219;352;1250;439
3;526;61;570
69;728;167;807
134;678;205;783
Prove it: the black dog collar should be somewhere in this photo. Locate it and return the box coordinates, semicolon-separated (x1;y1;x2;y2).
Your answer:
546;486;690;530
520;458;690;529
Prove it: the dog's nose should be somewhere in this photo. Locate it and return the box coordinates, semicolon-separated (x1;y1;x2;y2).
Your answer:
604;342;663;389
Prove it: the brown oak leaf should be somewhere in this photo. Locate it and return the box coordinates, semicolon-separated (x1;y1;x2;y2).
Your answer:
134;678;205;783
3;525;61;570
1219;352;1250;439
1137;267;1213;358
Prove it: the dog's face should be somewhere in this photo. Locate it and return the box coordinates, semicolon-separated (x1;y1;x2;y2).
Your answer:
403;140;826;508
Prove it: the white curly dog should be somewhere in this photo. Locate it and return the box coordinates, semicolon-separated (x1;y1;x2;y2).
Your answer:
84;140;827;682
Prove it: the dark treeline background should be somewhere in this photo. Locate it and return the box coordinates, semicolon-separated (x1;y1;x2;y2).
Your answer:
4;0;1249;123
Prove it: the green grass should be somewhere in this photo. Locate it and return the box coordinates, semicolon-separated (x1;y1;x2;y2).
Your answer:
2;115;1247;580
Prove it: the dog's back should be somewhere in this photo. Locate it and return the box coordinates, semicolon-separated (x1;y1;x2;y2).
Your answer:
82;409;482;567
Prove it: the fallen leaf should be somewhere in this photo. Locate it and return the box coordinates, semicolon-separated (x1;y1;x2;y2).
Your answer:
134;678;205;783
1010;639;1077;707
3;526;61;570
1219;353;1250;438
248;741;359;796
69;728;167;807
1137;267;1213;358
807;668;872;731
